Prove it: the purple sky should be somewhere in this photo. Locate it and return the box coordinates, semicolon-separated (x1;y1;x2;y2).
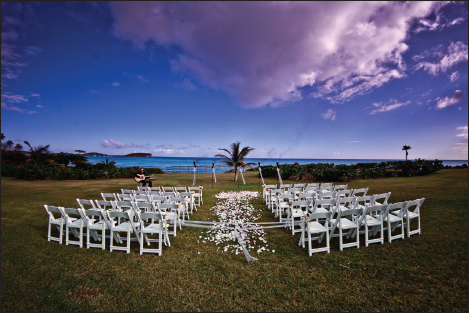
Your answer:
1;1;468;160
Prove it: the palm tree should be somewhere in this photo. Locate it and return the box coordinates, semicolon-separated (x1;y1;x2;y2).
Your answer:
24;141;50;164
215;142;254;181
1;133;5;141
402;145;411;161
99;158;116;172
14;143;23;152
5;140;14;150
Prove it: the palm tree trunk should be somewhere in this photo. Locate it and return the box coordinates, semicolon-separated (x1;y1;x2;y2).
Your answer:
234;168;238;182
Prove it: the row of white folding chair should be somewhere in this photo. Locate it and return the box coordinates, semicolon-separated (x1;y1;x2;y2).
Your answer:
101;192;196;214
51;201;172;254
282;193;392;235
297;198;424;256
77;198;176;242
138;186;203;207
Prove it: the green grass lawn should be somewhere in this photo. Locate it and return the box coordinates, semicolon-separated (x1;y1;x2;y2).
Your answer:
1;169;468;311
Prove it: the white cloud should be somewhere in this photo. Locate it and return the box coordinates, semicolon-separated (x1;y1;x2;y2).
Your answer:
1;2;42;83
124;72;149;83
347;141;361;143
321;109;336;121
110;2;442;108
111;82;120;87
369;99;410;115
413;41;468;75
449;71;459;82
36;104;43;108
100;139;150;149
456;126;468;140
435;90;465;109
1;92;28;103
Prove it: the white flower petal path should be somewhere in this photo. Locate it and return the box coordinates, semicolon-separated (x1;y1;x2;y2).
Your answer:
201;191;274;255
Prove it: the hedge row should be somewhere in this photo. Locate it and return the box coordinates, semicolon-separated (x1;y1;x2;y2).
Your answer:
1;164;164;181
259;159;444;182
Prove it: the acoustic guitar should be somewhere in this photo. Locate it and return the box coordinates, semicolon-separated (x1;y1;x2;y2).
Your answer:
135;174;156;182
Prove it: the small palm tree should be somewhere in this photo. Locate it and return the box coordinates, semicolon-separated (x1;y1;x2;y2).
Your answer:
215;142;254;181
1;133;5;141
402;145;411;161
99;158;116;173
24;141;50;164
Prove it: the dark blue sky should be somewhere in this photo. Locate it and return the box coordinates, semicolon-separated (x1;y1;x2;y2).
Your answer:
1;2;467;160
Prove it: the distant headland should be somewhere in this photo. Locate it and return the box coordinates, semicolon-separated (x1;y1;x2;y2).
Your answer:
84;152;152;157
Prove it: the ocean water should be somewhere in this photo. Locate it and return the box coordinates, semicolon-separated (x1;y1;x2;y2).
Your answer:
86;156;468;169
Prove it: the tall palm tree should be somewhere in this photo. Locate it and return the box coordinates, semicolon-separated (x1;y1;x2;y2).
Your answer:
402;145;411;161
215;142;254;181
24;141;50;164
5;140;14;150
13;143;23;152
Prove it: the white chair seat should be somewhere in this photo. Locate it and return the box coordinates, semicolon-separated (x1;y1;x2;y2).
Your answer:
142;223;162;232
307;221;327;233
112;222;133;232
337;218;357;229
362;215;381;226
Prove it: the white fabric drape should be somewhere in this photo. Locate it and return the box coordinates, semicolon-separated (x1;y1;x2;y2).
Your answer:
212;166;217;183
192;166;196;186
239;167;246;185
259;166;265;185
277;167;283;185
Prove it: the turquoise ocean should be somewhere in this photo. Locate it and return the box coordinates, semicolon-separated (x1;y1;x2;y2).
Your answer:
87;156;467;170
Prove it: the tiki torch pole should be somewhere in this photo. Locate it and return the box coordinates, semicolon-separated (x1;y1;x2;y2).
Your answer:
276;161;279;188
212;162;214;188
258;162;261;188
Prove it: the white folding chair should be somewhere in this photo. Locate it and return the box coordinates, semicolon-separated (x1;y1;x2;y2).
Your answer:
311;198;337;215
319;190;336;200
262;184;277;203
169;196;190;222
293;183;306;191
279;183;292;192
174;187;188;195
333;184;348;192
44;205;65;244
351;188;369;197
116;193;133;202
121;189;134;195
108;211;134;253
76;199;97;211
101;193;117;202
60;207;84;248
149;186;162;194
393;198;424;238
158;203;179;236
179;192;195;214
330;208;363;251
350;204;387;247
336;189;353;198
268;189;284;214
306;183;319;189
336;196;358;213
188;186;203;206
161;186;175;192
78;208;107;250
357;195;376;211
298;211;332;255
138;212;165;255
277;194;294;223
381;201;408;243
137;186;151;193
288;200;311;235
372;192;391;206
94;199;116;212
133;194;150;204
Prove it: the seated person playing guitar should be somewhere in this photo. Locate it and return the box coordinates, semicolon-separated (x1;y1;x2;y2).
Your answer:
134;168;153;187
